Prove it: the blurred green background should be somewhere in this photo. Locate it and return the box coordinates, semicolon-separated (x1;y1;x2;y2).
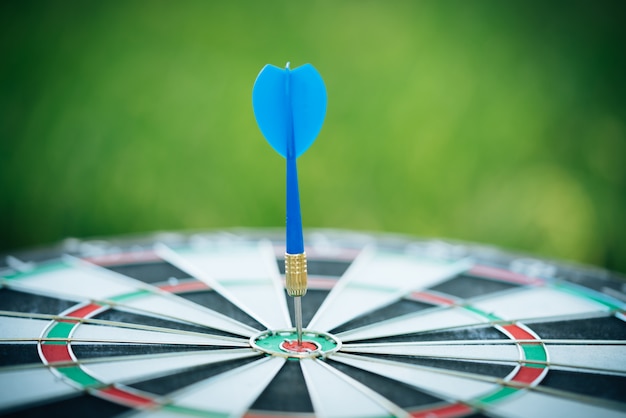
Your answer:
1;1;625;273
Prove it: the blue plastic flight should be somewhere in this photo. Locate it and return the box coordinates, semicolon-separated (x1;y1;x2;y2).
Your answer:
252;62;327;254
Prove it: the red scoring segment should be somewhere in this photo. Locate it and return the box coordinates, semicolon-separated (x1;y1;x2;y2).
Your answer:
280;340;320;353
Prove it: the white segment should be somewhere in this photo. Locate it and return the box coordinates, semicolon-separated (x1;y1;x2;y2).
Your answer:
546;345;626;374
120;294;258;337
332;353;497;401
308;249;471;332
168;356;285;416
156;242;291;329
0;368;77;412
489;389;625;418
300;358;404;418
7;260;257;337
83;349;259;384
338;306;486;342
71;323;247;346
6;262;138;300
342;342;521;363
0;316;50;340
472;287;608;321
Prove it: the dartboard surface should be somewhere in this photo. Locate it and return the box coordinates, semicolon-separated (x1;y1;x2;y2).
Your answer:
1;229;625;418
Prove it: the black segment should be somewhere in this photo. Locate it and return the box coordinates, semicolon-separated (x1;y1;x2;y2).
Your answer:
0;289;76;314
358;354;516;377
178;290;264;330
103;261;191;284
287;289;330;327
331;299;433;334
0;343;41;366
428;274;519;299
525;316;626;340
250;360;314;413
277;259;350;277
130;356;260;395
2;393;130;418
327;359;443;408
93;308;243;338
71;344;233;359
540;369;626;403
350;325;508;344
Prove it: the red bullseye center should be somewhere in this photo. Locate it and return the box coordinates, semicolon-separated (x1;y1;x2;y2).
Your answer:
280;339;320;353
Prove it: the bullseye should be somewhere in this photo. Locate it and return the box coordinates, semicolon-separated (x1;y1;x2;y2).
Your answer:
280;339;320;353
250;329;341;359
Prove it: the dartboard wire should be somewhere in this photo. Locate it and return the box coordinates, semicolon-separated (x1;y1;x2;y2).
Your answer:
0;340;266;414
0;352;265;415
338;297;624;378
63;349;263;389
0;347;260;374
0;336;248;346
1;261;261;337
332;294;622;412
0;290;258;339
155;240;292;330
419;282;619;320
336;283;619;343
306;245;379;327
67;253;269;332
340;345;626;376
307;252;623;340
340;345;521;368
342;338;626;376
0;310;250;344
325;278;619;345
139;355;286;417
37;307;250;360
330;353;626;416
300;357;412;418
307;246;474;332
39;352;267;414
330;351;503;409
333;351;515;384
308;244;466;328
343;338;626;347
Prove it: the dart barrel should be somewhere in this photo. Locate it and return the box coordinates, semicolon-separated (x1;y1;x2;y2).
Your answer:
285;252;308;297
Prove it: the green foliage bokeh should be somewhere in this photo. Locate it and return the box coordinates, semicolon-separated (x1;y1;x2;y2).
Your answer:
1;1;625;273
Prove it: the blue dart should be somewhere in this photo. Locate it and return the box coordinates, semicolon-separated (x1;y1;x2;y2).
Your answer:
252;62;327;343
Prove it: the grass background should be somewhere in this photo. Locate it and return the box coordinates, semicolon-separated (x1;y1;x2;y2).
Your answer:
1;1;625;273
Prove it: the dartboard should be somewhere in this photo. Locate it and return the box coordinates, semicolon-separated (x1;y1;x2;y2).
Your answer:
1;230;625;418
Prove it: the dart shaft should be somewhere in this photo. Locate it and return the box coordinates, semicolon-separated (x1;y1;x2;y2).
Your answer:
286;156;304;254
294;296;303;344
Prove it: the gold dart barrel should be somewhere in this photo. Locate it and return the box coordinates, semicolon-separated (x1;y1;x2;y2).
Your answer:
285;252;308;297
